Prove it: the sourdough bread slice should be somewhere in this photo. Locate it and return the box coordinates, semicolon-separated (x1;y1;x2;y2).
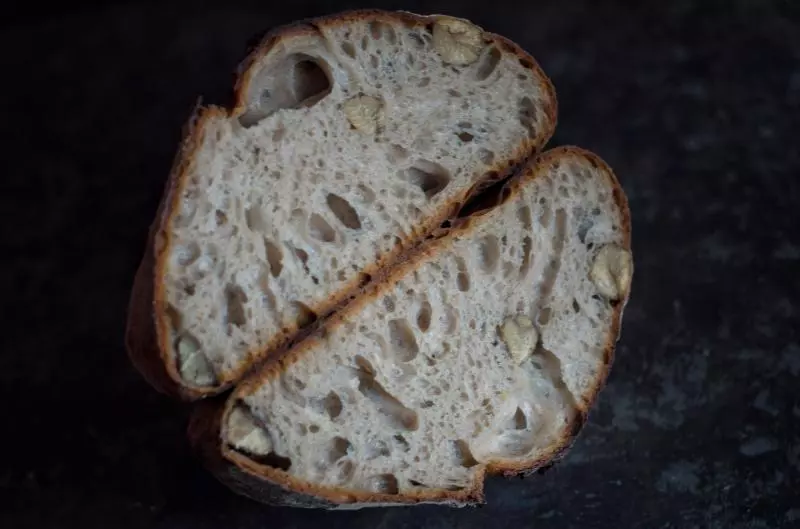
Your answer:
126;9;557;399
190;146;633;508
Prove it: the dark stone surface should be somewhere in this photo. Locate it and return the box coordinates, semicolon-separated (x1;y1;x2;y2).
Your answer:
2;1;799;527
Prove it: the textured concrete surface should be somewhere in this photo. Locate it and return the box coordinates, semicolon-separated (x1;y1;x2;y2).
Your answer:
2;1;799;528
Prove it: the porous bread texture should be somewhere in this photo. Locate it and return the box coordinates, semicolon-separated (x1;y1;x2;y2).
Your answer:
160;13;556;390
223;149;630;502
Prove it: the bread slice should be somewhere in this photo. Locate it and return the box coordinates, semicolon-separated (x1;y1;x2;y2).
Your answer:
189;146;633;508
126;9;557;399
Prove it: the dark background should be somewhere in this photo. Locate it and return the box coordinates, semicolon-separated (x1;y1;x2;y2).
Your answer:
3;1;799;527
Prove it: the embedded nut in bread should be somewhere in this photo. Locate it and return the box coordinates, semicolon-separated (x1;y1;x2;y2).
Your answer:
227;407;273;455
590;244;633;301
177;334;215;386
499;315;539;365
432;17;484;66
343;95;383;134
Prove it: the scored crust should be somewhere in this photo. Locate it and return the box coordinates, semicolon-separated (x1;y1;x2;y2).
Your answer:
125;9;558;400
187;146;633;507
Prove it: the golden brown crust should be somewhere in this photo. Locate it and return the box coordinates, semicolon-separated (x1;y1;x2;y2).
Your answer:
204;146;632;506
125;9;558;399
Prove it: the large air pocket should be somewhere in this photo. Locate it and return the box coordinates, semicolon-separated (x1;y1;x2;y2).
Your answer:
239;54;333;127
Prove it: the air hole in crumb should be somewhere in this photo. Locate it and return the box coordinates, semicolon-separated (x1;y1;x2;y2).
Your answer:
367;474;399;495
577;216;594;243
309;424;320;433
369;21;382;39
332;458;355;483
224;284;248;329
174;242;200;267
293;248;309;270
519;96;537;138
478;148;495;165
291;59;331;105
453;440;479;468
418;77;431;87
369;21;396;43
387;144;410;164
393;434;410;452
572;298;581;313
455;257;470;292
245;206;267;232
512;407;527;430
309;213;336;242
388;318;420;362
264;239;283;277
518;205;533;231
366;439;390;460
479;235;500;273
475;46;502;80
329;436;351;462
257;269;278;312
165;305;182;333
538;307;552;326
421;400;434;409
215;210;227;226
287;375;305;391
252;452;292;471
409;479;428;488
341;41;356;58
324;391;343;419
355;358;418;431
289;301;317;327
457;131;474;143
326;193;361;230
407;204;422;217
358;272;372;287
538;209;566;300
271;126;287;142
239;56;332;127
370;54;379;68
520;236;533;277
408;31;426;49
416;302;432;332
399;160;451;199
356;183;376;203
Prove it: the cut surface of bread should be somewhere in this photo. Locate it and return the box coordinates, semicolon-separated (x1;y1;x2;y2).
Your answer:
206;147;632;508
127;9;557;398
